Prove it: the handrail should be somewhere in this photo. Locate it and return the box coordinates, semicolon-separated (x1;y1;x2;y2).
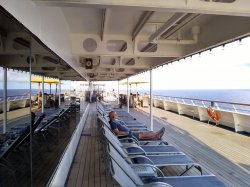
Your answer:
118;92;250;113
152;94;250;114
153;94;250;107
0;94;30;99
0;95;30;102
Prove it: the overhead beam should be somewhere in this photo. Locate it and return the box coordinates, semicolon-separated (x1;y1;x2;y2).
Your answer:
100;9;110;41
148;13;187;43
161;13;200;39
84;69;137;74
33;0;250;17
98;64;150;69
116;11;154;57
132;11;154;41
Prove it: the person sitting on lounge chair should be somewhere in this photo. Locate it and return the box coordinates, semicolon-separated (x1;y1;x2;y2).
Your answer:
108;111;165;140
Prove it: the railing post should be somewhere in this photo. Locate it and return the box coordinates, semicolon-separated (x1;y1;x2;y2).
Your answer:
215;103;220;109
211;101;214;107
232;105;238;112
191;100;195;106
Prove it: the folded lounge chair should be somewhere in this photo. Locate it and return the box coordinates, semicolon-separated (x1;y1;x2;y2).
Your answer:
97;103;144;125
108;144;226;187
98;115;148;132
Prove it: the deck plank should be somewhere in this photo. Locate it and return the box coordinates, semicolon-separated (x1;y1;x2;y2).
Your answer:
67;103;250;187
66;104;115;187
133;106;250;187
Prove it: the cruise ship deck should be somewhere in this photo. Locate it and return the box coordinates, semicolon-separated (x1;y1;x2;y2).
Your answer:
2;1;250;186
66;102;250;187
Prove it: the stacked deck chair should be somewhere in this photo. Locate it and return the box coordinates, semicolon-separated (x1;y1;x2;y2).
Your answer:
98;101;143;124
108;143;226;187
98;102;149;125
98;114;147;132
97;103;148;129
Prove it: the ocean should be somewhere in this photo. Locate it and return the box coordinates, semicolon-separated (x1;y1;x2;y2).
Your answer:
128;89;250;104
120;89;250;113
0;89;66;98
2;89;250;104
2;89;250;112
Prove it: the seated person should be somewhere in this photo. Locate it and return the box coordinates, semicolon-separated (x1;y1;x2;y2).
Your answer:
108;111;165;140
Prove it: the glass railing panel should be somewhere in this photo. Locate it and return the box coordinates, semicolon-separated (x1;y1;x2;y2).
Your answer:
0;9;32;186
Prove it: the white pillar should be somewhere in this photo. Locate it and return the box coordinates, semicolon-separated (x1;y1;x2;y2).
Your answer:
42;76;45;113
150;70;153;131
89;81;92;102
59;80;61;106
3;68;7;133
127;78;129;113
118;81;120;104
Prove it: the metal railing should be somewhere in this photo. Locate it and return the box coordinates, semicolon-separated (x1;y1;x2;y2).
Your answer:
0;95;30;102
153;95;250;114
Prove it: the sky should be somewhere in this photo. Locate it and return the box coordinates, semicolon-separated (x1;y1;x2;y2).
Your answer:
1;36;250;91
118;36;250;91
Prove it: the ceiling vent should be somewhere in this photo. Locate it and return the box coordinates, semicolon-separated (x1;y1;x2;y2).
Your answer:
85;58;93;69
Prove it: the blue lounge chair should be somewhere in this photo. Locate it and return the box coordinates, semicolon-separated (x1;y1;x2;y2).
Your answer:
106;137;202;176
108;144;226;187
103;125;180;155
98;114;148;132
98;115;168;145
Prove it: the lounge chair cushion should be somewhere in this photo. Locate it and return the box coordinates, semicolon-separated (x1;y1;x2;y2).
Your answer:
144;175;226;187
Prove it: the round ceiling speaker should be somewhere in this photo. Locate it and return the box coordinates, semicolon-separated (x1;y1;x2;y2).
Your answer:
83;38;97;52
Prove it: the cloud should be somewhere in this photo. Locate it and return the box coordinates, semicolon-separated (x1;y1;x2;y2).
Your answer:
0;70;29;82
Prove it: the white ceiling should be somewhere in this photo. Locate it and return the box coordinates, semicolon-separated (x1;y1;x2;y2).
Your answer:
2;0;250;81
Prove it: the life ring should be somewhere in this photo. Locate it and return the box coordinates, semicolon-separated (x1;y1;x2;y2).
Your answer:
207;106;219;122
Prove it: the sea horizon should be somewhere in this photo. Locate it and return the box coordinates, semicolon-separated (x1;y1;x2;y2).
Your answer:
1;88;250;104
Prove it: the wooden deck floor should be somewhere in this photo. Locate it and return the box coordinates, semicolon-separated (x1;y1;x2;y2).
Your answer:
66;103;250;187
66;104;117;187
135;106;250;187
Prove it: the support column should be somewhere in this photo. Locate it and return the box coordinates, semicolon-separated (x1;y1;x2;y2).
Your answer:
59;80;61;106
150;70;153;131
89;81;92;103
37;83;40;108
127;78;129;113
3;68;7;133
117;81;120;105
42;76;45;113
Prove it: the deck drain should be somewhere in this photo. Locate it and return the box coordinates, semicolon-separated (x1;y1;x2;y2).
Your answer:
81;133;91;136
